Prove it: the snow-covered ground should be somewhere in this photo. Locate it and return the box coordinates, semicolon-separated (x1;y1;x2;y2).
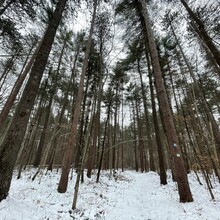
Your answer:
0;169;220;220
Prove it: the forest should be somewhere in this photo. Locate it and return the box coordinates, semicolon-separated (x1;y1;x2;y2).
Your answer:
0;0;220;219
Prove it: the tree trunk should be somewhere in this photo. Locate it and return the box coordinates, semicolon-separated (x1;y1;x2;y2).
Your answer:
33;91;53;167
72;97;95;209
121;92;124;172
47;47;79;171
86;113;98;178
180;0;220;71
170;21;220;164
131;102;139;171
148;62;167;185
0;0;68;202
57;0;97;193
137;58;155;171
0;38;43;129
137;0;193;202
74;72;91;172
135;99;145;172
96;93;112;183
0;55;16;86
87;75;103;177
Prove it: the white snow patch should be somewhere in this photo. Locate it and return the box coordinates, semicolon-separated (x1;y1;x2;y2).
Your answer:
0;169;220;219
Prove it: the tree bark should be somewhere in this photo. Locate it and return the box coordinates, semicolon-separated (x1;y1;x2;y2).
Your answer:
137;0;193;202
135;99;145;172
180;0;220;71
96;92;113;183
86;72;103;177
57;0;97;193
137;58;155;171
148;61;167;185
170;20;220;164
0;0;68;202
0;38;43;129
47;52;78;171
130;103;139;171
33;89;53;167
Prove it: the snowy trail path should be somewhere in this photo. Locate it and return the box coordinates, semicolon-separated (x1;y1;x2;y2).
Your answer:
105;172;220;220
0;170;220;220
106;172;168;220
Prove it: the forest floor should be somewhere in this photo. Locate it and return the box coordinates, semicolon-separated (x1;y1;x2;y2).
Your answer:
0;168;220;220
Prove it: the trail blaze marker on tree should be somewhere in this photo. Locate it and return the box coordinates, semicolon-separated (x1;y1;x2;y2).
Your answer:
177;154;181;158
173;143;177;148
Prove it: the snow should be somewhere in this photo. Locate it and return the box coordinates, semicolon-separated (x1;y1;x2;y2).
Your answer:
0;169;220;220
